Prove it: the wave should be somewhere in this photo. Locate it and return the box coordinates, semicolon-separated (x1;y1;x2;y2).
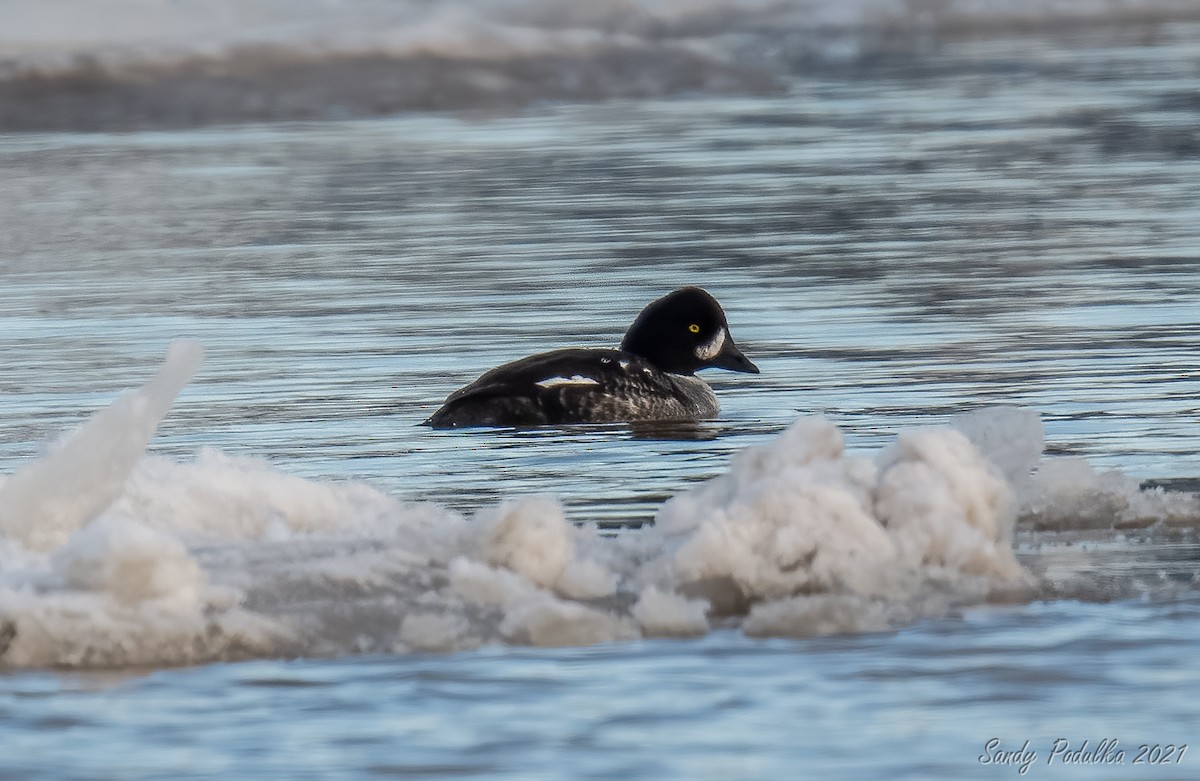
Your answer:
2;0;1199;130
0;342;1195;669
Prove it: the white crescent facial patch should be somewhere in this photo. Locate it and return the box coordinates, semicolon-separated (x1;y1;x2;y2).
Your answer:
695;328;726;360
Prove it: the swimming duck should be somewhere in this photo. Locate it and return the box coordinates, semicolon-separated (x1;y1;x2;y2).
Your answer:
425;287;759;428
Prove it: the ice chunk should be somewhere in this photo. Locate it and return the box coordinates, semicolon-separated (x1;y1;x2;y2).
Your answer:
0;340;204;551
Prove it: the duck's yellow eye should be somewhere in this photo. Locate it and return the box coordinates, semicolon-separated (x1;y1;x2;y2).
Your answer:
688;323;700;334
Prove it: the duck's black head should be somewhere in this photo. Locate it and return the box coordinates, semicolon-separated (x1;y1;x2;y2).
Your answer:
620;287;759;376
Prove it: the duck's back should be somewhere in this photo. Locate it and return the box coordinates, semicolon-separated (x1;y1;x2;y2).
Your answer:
425;348;717;428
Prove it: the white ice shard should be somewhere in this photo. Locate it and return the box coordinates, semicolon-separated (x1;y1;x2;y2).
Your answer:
0;340;204;551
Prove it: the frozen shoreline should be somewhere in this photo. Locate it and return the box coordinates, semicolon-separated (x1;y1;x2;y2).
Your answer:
3;0;1200;131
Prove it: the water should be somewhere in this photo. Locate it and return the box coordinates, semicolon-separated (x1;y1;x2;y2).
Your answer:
4;602;1198;780
2;2;1200;778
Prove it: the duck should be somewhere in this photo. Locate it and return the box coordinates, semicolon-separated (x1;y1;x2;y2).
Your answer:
425;287;759;428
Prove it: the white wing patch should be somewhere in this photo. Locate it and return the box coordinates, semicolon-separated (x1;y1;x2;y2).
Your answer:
695;328;726;360
535;375;600;389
